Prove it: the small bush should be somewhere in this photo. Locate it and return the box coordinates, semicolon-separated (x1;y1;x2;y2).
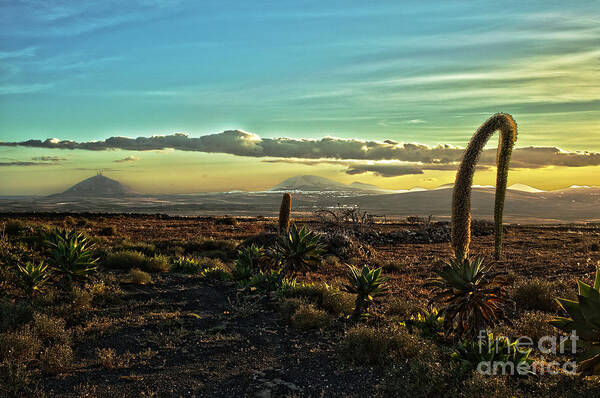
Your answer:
339;324;426;366
96;347;134;369
104;250;147;270
122;268;152;285
40;344;73;374
290;304;331;330
143;255;170;273
511;278;574;312
385;298;422;317
323;255;340;267
494;311;558;343
171;257;205;274
382;260;404;273
0;325;42;362
116;240;156;256
70;286;93;315
279;282;353;316
33;313;69;344
279;297;310;321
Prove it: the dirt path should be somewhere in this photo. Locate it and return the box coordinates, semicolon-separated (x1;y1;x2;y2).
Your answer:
40;275;380;397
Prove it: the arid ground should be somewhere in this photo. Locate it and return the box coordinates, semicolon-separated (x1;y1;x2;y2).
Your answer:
1;214;599;397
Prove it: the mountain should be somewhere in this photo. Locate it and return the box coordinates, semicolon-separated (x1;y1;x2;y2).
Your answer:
508;184;545;193
52;174;137;197
271;175;367;192
349;181;386;191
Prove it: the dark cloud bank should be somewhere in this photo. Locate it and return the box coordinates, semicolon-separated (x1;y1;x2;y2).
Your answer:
2;130;599;177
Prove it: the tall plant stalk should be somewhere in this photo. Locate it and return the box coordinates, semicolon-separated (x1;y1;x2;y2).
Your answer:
279;192;292;235
451;113;517;260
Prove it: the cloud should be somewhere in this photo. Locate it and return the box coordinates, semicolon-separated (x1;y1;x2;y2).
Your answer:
2;131;600;172
31;156;66;162
0;161;59;167
113;155;140;163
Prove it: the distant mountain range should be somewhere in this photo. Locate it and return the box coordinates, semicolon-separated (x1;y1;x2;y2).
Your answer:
270;175;389;192
268;174;554;194
0;174;596;223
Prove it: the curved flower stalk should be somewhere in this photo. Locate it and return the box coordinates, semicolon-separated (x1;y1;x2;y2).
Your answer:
451;113;517;260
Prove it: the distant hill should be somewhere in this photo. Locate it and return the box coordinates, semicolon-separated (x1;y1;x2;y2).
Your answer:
51;174;137;197
271;175;380;192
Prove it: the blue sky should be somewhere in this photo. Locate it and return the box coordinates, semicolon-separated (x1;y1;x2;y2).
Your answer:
0;1;599;193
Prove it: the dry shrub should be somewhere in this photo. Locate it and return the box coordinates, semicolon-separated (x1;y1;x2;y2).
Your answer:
494;311;559;344
290;304;331;330
71;286;93;315
339;324;428;366
511;278;575;313
96;347;134;369
0;325;41;362
142;255;170;273
33;313;70;344
103;250;147;270
40;344;73;374
122;268;152;285
385;297;422;317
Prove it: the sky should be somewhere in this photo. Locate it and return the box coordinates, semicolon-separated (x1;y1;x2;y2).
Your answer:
0;0;599;194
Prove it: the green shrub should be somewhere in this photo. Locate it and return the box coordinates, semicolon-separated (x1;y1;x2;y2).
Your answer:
451;332;533;375
247;269;284;292
426;256;511;338
199;267;232;282
339;324;427;366
290;304;331;330
270;225;324;274
171;257;205;274
232;244;265;281
16;261;50;295
405;307;444;337
46;229;98;282
344;265;389;320
550;269;600;375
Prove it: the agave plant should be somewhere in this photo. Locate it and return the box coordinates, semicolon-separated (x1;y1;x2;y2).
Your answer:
550;269;600;375
344;265;389;320
16;261;50;295
426;256;512;338
270;225;324;274
46;229;98;283
451;332;533;374
405;307;444;337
